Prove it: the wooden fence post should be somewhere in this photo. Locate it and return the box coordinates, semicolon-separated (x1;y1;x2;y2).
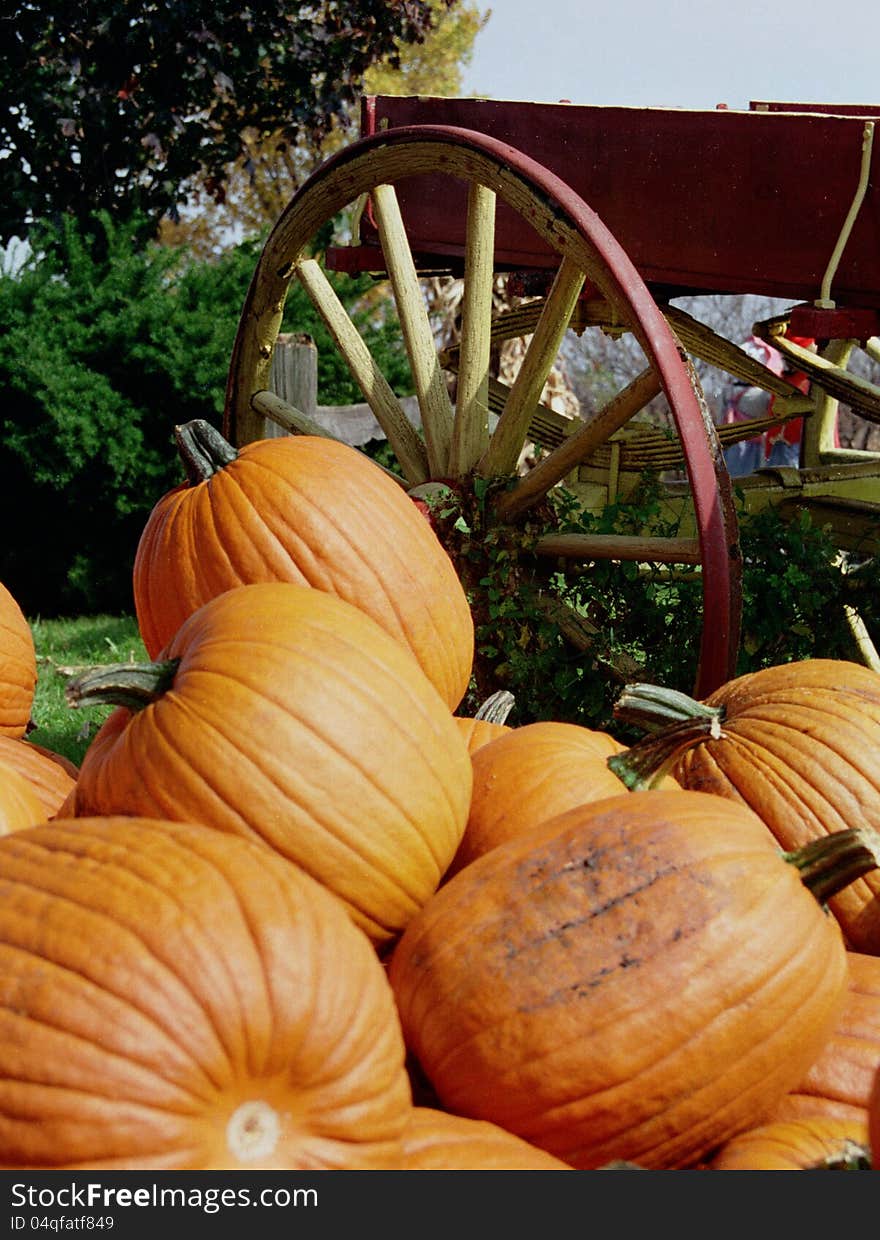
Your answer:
267;333;318;437
263;331;423;449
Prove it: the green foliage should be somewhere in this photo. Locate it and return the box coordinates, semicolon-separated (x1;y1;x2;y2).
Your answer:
0;211;412;618
0;214;251;616
736;504;864;668
28;613;147;766
1;1;449;245
444;475;874;734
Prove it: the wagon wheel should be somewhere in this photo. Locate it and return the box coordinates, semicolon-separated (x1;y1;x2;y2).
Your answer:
224;125;741;701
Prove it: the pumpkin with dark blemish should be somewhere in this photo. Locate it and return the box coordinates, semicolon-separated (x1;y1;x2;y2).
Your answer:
389;789;868;1170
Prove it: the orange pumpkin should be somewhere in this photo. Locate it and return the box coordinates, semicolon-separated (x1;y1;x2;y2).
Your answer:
65;582;472;947
767;950;880;1126
0;817;412;1169
869;1062;880;1168
611;660;880;953
389;790;865;1170
0;581;36;739
453;714;511;755
0;736;78;819
453;689;515;755
447;719;678;879
707;1116;870;1170
398;1107;571;1170
132;422;474;710
0;760;46;833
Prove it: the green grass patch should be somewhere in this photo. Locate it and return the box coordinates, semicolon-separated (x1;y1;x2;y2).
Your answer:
29;614;147;767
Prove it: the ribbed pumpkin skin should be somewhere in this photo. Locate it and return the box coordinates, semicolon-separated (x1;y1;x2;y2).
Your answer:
0;818;412;1169
768;950;880;1126
0;582;36;739
452;715;512;755
869;1063;880;1167
132;434;474;710
398;1107;571;1170
672;658;880;953
0;737;78;819
447;721;678;879
708;1116;870;1170
389;790;848;1170
0;761;47;833
69;583;473;947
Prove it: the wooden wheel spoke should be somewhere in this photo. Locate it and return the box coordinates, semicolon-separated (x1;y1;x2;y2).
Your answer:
224;124;743;697
295;257;429;485
664;305;798;396
249;390;410;488
440;291;621;371
251;388;333;439
478;257;586;478
533;531;702;565
449;181;497;477
494;367;662;521
486;376;575;449
371;182;455;476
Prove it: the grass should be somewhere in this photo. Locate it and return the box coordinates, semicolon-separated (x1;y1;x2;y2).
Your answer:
29;614;148;767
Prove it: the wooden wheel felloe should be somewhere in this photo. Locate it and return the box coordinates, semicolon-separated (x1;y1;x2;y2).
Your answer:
224;125;741;698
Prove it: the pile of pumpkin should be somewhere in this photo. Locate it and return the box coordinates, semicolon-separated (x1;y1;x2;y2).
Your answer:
2;420;880;1172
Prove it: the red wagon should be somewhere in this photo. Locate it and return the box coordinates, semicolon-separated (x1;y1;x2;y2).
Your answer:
224;95;880;699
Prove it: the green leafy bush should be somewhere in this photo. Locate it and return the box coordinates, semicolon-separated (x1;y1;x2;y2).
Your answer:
0;214;247;615
0;212;410;617
448;476;875;735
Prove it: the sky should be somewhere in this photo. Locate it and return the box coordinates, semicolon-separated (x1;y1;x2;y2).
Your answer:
460;0;880;112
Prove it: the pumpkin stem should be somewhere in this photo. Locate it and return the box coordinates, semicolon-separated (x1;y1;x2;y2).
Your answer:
607;714;724;790
608;682;727;790
64;660;180;712
785;826;880;907
613;681;724;734
474;689;515;725
175;419;238;486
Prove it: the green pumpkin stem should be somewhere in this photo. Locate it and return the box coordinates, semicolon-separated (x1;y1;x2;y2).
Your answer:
613;681;724;734
64;660;180;713
175;419;238;486
608;714;725;790
785;826;880;907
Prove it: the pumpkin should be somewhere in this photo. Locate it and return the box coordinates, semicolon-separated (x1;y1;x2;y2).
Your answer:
707;1116;871;1170
398;1107;571;1170
453;714;511;755
870;1062;880;1168
388;790;873;1170
65;582;472;947
0;736;78;819
767;950;880;1126
0;816;412;1169
453;689;515;755
446;719;678;879
0;760;47;833
0;580;36;739
611;660;880;954
132;421;474;710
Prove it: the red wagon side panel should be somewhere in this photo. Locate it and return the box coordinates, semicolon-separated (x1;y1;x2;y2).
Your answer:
360;96;880;308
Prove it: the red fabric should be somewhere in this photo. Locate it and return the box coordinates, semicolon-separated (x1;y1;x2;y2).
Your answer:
724;333;840;466
764;335;841;452
767;369;810;447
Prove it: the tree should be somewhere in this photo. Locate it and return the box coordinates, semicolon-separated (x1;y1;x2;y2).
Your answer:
0;1;452;247
0;207;415;618
159;0;489;257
